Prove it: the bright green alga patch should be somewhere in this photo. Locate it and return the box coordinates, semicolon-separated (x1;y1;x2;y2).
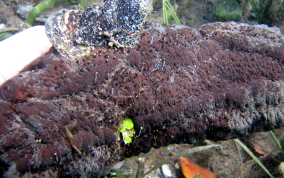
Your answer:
119;118;135;144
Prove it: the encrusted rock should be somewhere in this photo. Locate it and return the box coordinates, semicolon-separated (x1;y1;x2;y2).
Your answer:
45;0;152;58
0;21;283;177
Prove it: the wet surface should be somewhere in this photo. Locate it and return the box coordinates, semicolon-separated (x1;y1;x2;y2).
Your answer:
115;128;284;178
1;0;284;177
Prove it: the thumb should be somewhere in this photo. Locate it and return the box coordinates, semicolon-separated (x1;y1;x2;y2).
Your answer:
0;26;52;86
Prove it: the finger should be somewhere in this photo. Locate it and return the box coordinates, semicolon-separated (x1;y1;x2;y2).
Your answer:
0;26;52;86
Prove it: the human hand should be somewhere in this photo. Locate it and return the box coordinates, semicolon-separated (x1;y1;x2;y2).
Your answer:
0;26;52;86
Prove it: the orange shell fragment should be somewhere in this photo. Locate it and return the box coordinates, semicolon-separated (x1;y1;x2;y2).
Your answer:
179;157;216;178
253;143;268;155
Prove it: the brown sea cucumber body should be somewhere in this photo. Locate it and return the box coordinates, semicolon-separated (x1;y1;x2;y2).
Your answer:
0;1;283;177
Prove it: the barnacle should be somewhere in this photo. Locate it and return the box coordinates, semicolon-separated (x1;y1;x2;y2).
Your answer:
45;0;152;58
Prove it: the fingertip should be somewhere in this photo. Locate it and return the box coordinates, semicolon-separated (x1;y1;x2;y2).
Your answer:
26;25;53;56
0;25;53;86
0;73;5;86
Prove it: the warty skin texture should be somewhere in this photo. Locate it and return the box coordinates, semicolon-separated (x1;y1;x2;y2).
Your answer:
0;21;283;177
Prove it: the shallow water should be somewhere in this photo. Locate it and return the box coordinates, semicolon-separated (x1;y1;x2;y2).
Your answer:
0;0;283;178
